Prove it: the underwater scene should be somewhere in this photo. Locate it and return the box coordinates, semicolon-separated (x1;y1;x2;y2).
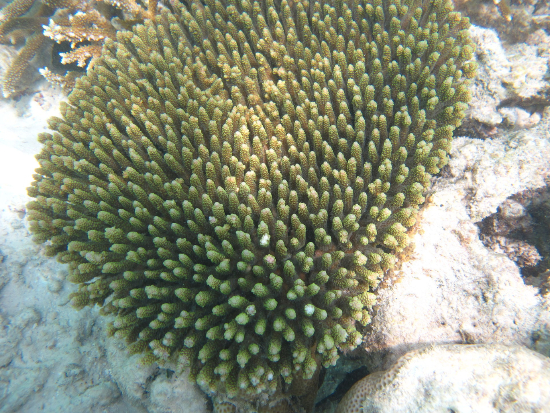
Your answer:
0;0;549;411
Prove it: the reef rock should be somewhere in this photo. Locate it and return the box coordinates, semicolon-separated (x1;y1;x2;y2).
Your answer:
361;129;550;372
336;344;550;413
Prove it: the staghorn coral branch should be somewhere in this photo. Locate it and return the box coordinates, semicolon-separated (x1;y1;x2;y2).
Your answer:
39;67;78;90
41;0;83;9
59;43;103;67
147;0;157;17
67;9;113;30
2;31;44;97
42;11;116;45
493;0;513;22
97;0;158;19
0;16;47;43
0;0;35;24
42;19;111;43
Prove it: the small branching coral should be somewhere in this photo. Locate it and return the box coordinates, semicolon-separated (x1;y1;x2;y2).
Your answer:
27;0;476;408
0;0;157;97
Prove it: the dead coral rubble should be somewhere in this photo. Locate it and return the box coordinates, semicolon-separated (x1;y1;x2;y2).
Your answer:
454;0;550;42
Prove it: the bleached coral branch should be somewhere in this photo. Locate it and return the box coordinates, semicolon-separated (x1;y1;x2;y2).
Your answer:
39;67;78;90
42;10;115;45
59;44;103;67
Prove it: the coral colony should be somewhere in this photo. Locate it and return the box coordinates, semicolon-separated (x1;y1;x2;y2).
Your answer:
27;0;475;410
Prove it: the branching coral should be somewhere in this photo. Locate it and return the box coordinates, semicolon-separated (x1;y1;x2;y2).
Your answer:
1;31;45;96
0;0;157;97
27;0;476;409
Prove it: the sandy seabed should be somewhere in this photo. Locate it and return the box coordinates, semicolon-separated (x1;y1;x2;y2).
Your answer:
0;85;210;413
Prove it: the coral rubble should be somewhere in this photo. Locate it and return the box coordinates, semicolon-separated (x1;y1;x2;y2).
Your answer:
26;0;475;409
454;0;550;42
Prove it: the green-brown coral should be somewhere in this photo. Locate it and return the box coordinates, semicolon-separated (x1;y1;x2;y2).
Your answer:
27;0;476;407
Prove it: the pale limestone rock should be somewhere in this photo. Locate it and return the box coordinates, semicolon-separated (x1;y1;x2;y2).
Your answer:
361;129;550;374
467;25;548;128
468;26;510;126
336;344;550;413
148;371;209;413
449;134;550;222
362;138;550;376
504;42;549;99
105;335;209;413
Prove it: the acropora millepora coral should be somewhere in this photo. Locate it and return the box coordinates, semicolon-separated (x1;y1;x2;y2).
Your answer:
27;0;476;407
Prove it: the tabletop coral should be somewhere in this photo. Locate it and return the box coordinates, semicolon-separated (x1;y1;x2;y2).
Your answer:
27;0;476;408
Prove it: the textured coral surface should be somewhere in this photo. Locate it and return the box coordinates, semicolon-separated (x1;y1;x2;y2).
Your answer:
336;344;550;413
26;0;475;407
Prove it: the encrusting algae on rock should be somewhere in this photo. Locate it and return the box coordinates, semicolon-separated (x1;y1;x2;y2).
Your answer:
26;0;476;410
